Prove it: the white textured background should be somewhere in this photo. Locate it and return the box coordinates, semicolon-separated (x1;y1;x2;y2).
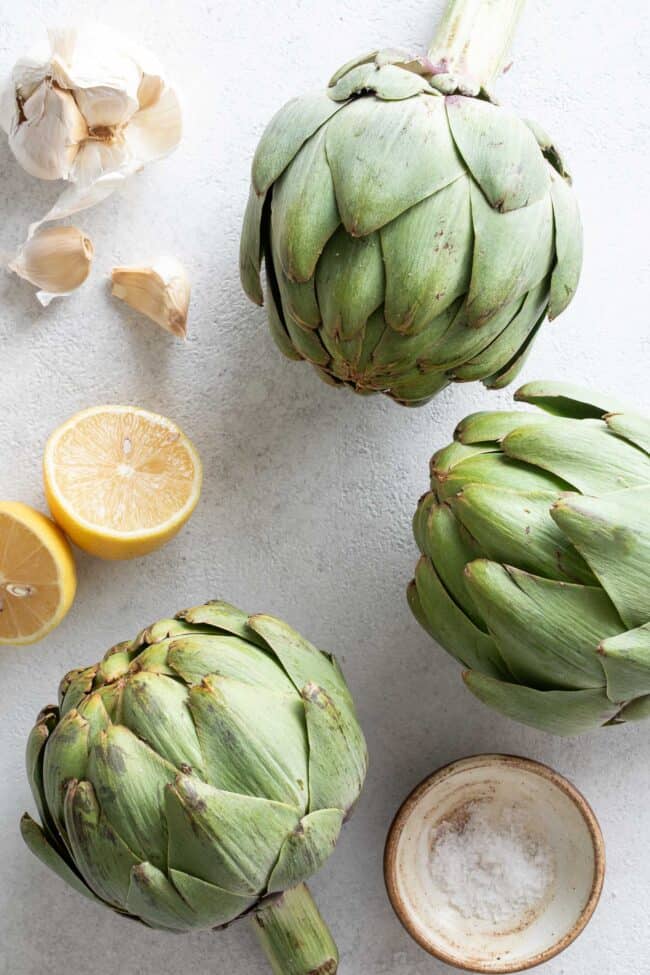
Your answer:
0;2;648;973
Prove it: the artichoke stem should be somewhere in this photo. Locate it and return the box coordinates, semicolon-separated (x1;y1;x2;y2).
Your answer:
252;884;339;975
428;0;526;89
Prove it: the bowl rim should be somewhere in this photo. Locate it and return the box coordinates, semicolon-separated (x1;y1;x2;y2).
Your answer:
383;753;606;974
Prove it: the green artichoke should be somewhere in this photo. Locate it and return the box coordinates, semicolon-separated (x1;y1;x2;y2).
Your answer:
21;601;367;975
241;0;582;406
409;381;650;735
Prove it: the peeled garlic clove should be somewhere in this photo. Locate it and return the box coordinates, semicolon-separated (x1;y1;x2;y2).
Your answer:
111;257;190;338
9;226;94;306
10;81;87;180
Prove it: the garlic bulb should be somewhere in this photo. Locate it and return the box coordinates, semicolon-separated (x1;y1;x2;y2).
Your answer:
111;257;190;338
9;226;94;305
1;26;182;230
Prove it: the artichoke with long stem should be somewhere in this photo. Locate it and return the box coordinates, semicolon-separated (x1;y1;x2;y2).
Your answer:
21;601;367;975
241;0;582;406
409;382;650;735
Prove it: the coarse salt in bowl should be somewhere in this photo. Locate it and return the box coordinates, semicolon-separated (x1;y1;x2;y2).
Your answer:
384;754;605;973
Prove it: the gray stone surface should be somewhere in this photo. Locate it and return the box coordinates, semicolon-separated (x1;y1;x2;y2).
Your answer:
0;1;648;973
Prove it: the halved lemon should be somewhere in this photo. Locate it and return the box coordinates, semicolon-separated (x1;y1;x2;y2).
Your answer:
0;502;77;645
44;406;202;560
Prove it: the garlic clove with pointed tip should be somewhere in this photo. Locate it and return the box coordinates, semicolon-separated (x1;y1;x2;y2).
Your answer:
8;226;94;306
10;81;87;181
124;86;182;164
111;257;190;339
2;25;182;230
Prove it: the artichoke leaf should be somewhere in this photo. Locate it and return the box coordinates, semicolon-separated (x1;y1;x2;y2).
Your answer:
329;62;430;101
43;709;91;838
514;380;629;419
248;613;354;711
188;676;309;811
431;440;496;487
126;640;176;677
252;93;345;195
446;95;549;212
266;276;303;361
240;185;265;305
267;808;344;893
548;169;583;319
302;684;368;815
170;870;256;928
523;118;570;179
599;624;650;703
605;412;650;454
467;183;554;328
26;706;60;845
328;51;379;88
616;694;650;723
168;634;294;693
21;813;101;904
327;63;381;100
355;306;389;374
455;410;552;445
165;774;300;896
97;642;132;685
59;666;97;715
284;312;331;366
434;451;570;503
176;601;267;647
389;369;451;405
368;302;459;373
86;724;178;871
121;672;204;773
464;560;620;691
63;779;139;908
413;492;437;557
271;219;322;329
381;176;472;334
272;128;339;283
369;64;434;100
419;293;525;372
131;618;211;652
453;280;547;381
325;95;464;236
463;671;620;736
407;578;431;634
552;486;650;629
126;862;197;931
315;228;384;342
420;502;485;626
451;485;596;584
320;324;366;377
413;555;508;680
502;419;650;494
482;309;546;390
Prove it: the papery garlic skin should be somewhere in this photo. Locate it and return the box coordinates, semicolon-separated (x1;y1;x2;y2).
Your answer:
9;226;94;306
1;25;182;230
111;257;190;338
10;83;87;181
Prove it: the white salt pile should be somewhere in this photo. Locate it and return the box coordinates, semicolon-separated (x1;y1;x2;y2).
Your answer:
429;800;554;926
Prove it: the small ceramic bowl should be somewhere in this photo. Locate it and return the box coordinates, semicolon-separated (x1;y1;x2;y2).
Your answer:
384;754;605;973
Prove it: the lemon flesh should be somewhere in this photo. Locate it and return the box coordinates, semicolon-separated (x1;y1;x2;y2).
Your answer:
44;406;202;560
0;501;76;645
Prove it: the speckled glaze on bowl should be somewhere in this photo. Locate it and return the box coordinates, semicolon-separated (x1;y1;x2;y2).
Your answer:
384;755;605;973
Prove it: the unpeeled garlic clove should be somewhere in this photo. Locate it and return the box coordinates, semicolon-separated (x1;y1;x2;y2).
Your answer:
111;257;190;338
2;25;182;232
9;226;94;306
10;81;87;181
